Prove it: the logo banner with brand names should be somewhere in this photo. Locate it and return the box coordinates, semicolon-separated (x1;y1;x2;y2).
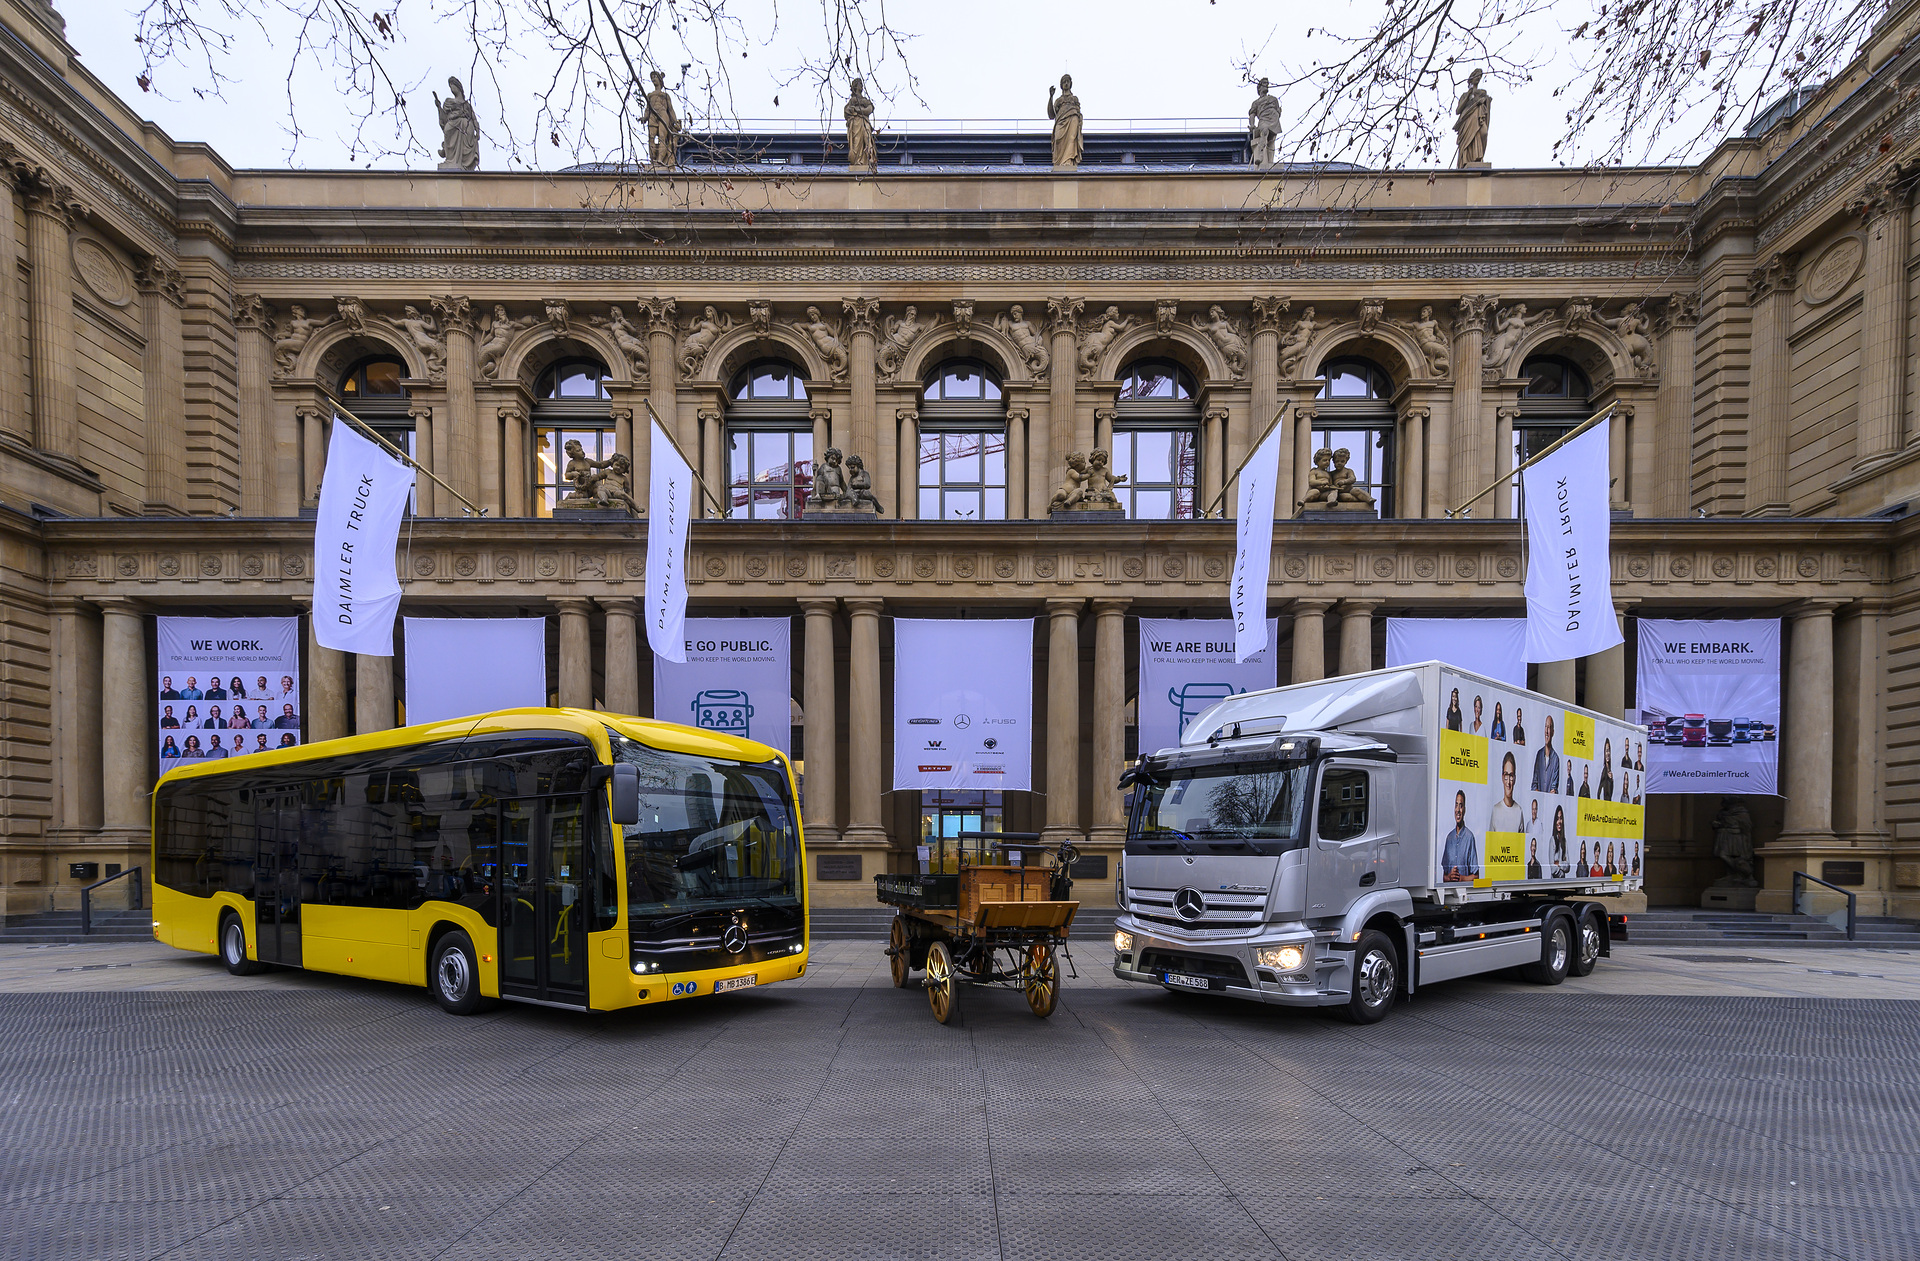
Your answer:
892;618;1034;792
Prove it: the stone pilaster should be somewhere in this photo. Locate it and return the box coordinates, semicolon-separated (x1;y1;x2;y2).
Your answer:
0;145;24;443
1290;405;1318;516
599;597;640;715
1493;405;1518;519
432;296;482;511
14;165;90;462
553;597;594;709
500;403;530;517
1833;600;1887;851
93;597;148;836
843;298;886;515
354;654;395;734
1849;174;1912;467
1045;298;1083;496
140;263;190;514
1247;297;1288;517
1005;407;1029;519
1043;598;1084;845
1449;295;1497;515
1654;294;1700;517
640;297;681;482
298;405;327;510
1745;255;1795;513
1398;405;1429;519
843;599;886;849
800;599;841;846
698;407;724;518
1201;407;1228;516
1090;598;1128;848
48;598;101;837
1290;599;1330;683
1337;600;1379;676
411;403;438;516
896;407;920;520
1760;600;1842;909
1093;406;1116;457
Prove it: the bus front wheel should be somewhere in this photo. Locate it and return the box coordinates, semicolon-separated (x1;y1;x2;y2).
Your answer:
220;913;266;976
431;930;489;1015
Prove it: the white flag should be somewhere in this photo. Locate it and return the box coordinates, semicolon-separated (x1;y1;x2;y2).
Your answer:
1522;417;1622;662
1230;418;1286;662
312;419;413;656
647;413;694;664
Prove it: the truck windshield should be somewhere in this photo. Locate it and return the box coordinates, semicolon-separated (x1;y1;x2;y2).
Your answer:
1128;762;1310;855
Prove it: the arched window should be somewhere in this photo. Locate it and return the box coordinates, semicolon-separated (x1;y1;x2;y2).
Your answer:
338;356;417;511
726;360;812;519
1512;356;1591;513
1312;356;1395;517
533;357;615;517
1114;359;1200;519
918;360;1006;520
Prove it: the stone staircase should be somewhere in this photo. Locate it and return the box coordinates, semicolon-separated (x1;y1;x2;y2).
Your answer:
1626;908;1920;949
810;904;1119;942
0;908;155;945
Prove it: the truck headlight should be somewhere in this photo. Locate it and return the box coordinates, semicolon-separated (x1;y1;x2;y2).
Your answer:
1256;944;1306;972
1113;930;1134;953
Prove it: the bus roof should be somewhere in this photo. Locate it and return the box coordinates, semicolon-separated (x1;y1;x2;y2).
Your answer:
154;707;781;789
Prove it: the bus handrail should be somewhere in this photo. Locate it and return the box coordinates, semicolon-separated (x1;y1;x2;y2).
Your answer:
81;866;144;935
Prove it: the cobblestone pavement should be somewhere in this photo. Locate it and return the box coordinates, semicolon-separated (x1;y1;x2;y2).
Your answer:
3;941;1917;1260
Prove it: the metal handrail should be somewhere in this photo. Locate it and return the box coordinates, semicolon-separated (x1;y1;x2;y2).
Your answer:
1792;870;1856;940
80;866;144;936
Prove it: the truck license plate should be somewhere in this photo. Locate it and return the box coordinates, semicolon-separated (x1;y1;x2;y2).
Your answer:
1162;971;1219;991
714;974;757;994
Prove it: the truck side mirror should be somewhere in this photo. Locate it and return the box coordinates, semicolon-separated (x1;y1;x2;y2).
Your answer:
609;763;641;825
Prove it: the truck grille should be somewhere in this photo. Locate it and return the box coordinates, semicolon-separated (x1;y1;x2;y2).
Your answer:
1125;885;1266;930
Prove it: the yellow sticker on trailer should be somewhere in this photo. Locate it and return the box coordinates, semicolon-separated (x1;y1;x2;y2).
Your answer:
1439;730;1489;783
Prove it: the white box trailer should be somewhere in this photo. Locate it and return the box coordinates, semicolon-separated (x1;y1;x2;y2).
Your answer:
1112;662;1645;1022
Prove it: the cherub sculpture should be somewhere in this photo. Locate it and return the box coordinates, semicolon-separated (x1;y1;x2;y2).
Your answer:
1049;452;1091;513
845;453;883;513
809;446;851;506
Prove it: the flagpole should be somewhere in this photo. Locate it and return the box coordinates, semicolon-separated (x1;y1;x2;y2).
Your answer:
322;391;487;517
641;399;727;518
1200;405;1288;520
1445;403;1616;519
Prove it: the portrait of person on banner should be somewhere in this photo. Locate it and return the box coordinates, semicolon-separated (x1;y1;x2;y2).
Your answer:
1441;788;1479;882
1531;712;1560;792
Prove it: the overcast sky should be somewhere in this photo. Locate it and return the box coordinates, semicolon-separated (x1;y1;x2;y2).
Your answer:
74;2;1592;171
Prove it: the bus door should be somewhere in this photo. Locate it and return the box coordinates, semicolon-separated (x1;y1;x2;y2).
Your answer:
253;786;302;966
496;794;589;1003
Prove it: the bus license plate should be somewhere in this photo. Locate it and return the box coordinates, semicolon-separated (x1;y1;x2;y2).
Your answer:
714;974;757;994
1162;972;1219;991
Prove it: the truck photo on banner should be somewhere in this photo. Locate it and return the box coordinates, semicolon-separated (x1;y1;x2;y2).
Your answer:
1637;619;1781;796
892;618;1034;791
1137;618;1279;754
156;616;302;773
653;617;793;756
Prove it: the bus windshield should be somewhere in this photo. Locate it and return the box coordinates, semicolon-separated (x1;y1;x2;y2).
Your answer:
608;734;800;919
1127;761;1310;855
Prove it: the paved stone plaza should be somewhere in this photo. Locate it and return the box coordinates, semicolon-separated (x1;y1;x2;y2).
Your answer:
2;941;1917;1260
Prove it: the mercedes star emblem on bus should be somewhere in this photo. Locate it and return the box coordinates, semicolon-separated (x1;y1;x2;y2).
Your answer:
723;922;750;953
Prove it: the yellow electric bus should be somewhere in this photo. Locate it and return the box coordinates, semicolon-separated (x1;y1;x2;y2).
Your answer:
150;708;808;1014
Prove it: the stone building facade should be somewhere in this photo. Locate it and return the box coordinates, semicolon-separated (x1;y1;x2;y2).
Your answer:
4;0;1920;915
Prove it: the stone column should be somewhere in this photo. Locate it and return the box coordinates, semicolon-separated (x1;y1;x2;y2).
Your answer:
49;599;102;835
600;597;641;715
411;403;438;517
1337;600;1379;676
95;598;150;835
1006;407;1029;519
1777;601;1838;844
896;407;920;520
1043;599;1084;845
1247;297;1287;517
1398;405;1428;519
1290;404;1316;516
810;406;834;479
553;597;594;710
1291;599;1331;683
432;296;483;511
1536;659;1577;704
142;264;190;513
1746;255;1794;513
800;600;840;844
1655;295;1700;517
1202;407;1227;515
699;407;724;518
641;297;684;458
500;404;530;517
1093;406;1116;456
1090;599;1128;848
1450;295;1497;513
354;654;394;734
1045;298;1083;491
843;599;887;848
304;605;348;743
1609;403;1632;514
1493;406;1518;519
15;168;89;460
1850;175;1911;466
1833;600;1886;848
299;405;327;510
1583;603;1633;719
0;147;24;443
843;298;885;513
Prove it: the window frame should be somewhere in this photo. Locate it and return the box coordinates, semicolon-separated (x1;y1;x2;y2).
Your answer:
918;360;1009;521
724;359;813;519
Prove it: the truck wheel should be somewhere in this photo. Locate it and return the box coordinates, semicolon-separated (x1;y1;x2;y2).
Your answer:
219;912;266;976
1570;907;1602;977
1340;930;1398;1024
888;917;913;988
1522;915;1573;986
431;930;489;1015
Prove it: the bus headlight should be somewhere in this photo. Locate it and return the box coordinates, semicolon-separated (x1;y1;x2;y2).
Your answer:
1113;930;1134;953
1256;944;1307;973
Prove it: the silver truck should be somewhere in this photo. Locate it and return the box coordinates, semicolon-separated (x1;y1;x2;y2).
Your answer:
1113;663;1645;1022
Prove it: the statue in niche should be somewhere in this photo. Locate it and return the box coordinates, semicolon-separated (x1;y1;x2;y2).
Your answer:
434;76;481;171
1085;448;1127;505
844;453;883;513
1048;74;1083;170
793;306;849;380
1248;77;1281;169
645;69;681;168
808;446;852;507
558;440;638;514
845;77;876;172
1191;305;1249;376
878;305;927;377
997;304;1050;376
1483;302;1552;370
477;305;532;378
679;305;733;376
1277;306;1317;378
1454;68;1491;167
272;303;330;375
1048;452;1091;512
1077;306;1135;378
1602;302;1657;376
1410;305;1452;376
1711;798;1757;887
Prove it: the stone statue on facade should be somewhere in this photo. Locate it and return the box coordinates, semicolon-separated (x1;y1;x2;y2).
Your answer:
477;305;532;378
558;440;638;515
997;305;1050;376
793;306;849;380
1483;302;1551;371
434;76;481;171
1077;306;1135;379
1327;448;1375;508
1048;451;1091;512
1085;448;1127;505
1303;447;1374;511
1454;68;1491;168
397;305;445;379
1248;77;1281;169
272;303;330;375
1048;74;1084;171
1277;306;1317;378
844;453;883;513
878;305;927;377
598;305;651;377
1603;301;1657;376
1191;305;1250;377
646;70;681;168
809;446;852;508
845;77;877;172
679;305;733;376
1410;305;1451;376
1711;797;1757;886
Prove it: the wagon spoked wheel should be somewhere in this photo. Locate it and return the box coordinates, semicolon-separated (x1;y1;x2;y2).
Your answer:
1023;943;1059;1018
925;939;957;1024
888;916;912;989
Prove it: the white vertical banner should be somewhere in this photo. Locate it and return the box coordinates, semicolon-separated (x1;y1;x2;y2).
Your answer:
312;419;414;656
892;619;1034;791
1522;418;1621;663
403;617;548;725
1386;618;1529;688
647;412;693;664
1231;417;1286;662
156;617;301;771
652;617;793;755
1637;619;1781;796
1137;618;1279;756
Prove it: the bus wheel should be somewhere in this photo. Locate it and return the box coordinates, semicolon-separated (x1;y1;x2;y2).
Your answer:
1522;915;1573;986
1339;930;1398;1024
220;913;266;976
1570;907;1602;977
431;930;487;1015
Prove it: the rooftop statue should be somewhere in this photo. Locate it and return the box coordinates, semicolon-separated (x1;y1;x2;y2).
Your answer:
1248;77;1280;169
1454;68;1490;168
646;70;681;168
845;78;876;173
434;76;480;171
1048;74;1083;171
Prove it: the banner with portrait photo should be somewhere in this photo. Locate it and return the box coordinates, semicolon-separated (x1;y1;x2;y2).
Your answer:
1137;618;1279;755
157;617;302;773
1636;618;1781;796
892;618;1034;792
652;617;793;756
